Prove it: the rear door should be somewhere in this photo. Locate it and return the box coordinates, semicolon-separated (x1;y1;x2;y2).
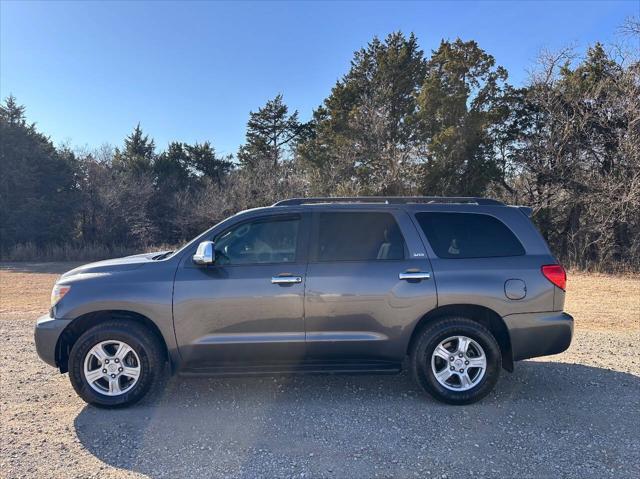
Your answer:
303;209;438;365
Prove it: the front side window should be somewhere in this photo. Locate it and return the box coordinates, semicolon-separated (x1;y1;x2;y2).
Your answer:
415;212;525;259
214;216;300;265
314;212;406;262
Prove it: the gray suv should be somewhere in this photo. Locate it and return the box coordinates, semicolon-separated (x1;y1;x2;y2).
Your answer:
35;197;573;407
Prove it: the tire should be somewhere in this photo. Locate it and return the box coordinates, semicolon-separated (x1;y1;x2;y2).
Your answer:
410;317;501;405
68;320;164;408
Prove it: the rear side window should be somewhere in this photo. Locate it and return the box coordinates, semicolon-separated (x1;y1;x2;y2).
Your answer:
415;212;525;259
314;212;406;262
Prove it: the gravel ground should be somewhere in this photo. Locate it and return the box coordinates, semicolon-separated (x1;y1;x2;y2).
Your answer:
1;266;639;478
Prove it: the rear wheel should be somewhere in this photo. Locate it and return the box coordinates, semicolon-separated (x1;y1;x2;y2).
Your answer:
410;317;501;405
68;320;164;407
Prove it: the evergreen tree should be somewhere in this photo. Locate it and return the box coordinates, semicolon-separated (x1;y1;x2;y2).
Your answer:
238;94;305;169
185;142;233;184
154;142;190;187
105;124;159;246
112;124;156;174
416;39;510;196
0;95;26;124
0;96;79;250
298;32;426;194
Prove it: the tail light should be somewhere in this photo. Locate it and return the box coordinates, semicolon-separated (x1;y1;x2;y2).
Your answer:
541;264;567;291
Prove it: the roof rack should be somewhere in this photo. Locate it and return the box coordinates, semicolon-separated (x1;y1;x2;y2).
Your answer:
273;196;504;206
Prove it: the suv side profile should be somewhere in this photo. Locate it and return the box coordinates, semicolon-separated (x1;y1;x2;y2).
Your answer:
35;197;573;407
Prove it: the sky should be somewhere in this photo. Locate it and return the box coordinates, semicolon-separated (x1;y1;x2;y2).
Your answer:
1;0;637;156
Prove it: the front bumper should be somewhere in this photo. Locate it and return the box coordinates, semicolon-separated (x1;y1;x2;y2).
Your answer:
34;314;72;368
503;311;574;361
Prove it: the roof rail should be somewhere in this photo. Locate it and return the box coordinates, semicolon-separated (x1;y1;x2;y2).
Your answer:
273;196;504;207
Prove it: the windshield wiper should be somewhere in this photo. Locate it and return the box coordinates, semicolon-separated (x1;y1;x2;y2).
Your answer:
153;251;173;260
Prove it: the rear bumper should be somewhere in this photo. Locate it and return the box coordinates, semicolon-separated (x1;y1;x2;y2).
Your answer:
503;311;574;361
34;314;72;368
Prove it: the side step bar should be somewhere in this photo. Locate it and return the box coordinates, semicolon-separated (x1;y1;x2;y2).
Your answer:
178;360;402;377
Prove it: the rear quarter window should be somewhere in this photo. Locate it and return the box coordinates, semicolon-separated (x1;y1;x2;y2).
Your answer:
415;212;525;259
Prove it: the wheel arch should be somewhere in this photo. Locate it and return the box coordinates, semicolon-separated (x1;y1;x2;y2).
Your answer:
55;310;169;373
407;304;514;372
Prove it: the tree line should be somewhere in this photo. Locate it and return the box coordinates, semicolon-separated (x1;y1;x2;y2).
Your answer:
1;29;638;271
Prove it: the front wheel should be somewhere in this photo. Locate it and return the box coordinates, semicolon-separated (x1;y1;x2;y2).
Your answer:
68;320;164;407
410;317;501;405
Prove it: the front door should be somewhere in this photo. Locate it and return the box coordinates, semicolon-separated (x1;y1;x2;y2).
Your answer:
173;213;309;368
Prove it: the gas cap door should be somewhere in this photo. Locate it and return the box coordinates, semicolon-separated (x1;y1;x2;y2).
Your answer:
504;279;527;300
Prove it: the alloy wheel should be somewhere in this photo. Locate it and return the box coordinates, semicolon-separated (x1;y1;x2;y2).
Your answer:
83;340;141;396
430;335;487;391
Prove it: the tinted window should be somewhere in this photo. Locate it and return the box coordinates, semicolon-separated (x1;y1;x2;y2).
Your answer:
315;212;405;262
214;216;299;265
415;212;525;259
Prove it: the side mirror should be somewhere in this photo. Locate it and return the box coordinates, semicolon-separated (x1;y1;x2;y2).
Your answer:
193;241;215;265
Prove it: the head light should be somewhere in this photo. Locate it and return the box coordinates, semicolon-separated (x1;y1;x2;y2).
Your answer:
51;284;71;307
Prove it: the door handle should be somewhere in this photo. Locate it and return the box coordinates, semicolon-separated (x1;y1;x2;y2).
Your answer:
399;271;431;281
271;275;303;285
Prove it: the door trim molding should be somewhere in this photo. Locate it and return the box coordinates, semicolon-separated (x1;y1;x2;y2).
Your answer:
193;332;306;345
305;331;389;342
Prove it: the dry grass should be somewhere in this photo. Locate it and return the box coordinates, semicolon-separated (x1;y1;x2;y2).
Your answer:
565;272;640;331
0;270;59;314
1;262;638;332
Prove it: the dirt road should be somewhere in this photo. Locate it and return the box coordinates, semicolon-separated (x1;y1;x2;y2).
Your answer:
1;263;639;478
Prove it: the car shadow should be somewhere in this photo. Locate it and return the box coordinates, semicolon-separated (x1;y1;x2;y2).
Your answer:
73;361;640;478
